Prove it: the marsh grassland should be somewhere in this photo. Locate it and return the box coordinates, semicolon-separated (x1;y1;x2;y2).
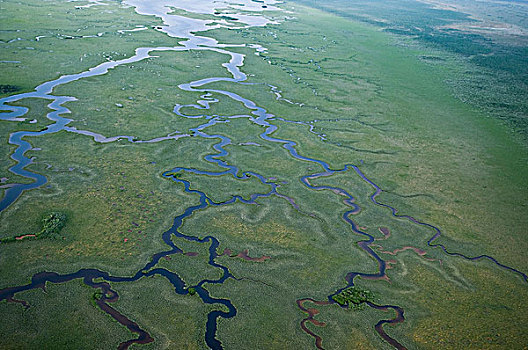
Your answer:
0;0;526;349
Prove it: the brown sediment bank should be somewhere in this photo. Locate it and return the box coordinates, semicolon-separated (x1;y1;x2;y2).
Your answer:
15;234;36;240
372;244;438;263
6;296;29;309
296;298;331;350
377;227;391;240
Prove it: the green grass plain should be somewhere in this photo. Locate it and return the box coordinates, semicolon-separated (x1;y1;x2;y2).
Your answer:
0;0;527;349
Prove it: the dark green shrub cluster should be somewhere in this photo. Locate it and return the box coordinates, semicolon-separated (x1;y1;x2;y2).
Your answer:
39;212;67;238
0;212;66;243
0;84;20;95
332;286;374;310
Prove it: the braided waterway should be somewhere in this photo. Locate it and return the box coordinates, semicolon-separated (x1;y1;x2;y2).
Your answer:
0;1;526;349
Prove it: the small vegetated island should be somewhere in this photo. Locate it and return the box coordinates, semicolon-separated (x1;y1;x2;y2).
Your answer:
332;286;374;310
0;0;527;349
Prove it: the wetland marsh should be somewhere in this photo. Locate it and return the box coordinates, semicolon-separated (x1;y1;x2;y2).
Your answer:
0;0;527;349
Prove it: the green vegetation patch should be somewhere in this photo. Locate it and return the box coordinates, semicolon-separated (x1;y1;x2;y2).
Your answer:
0;84;20;94
332;286;374;309
40;211;66;237
1;211;66;243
